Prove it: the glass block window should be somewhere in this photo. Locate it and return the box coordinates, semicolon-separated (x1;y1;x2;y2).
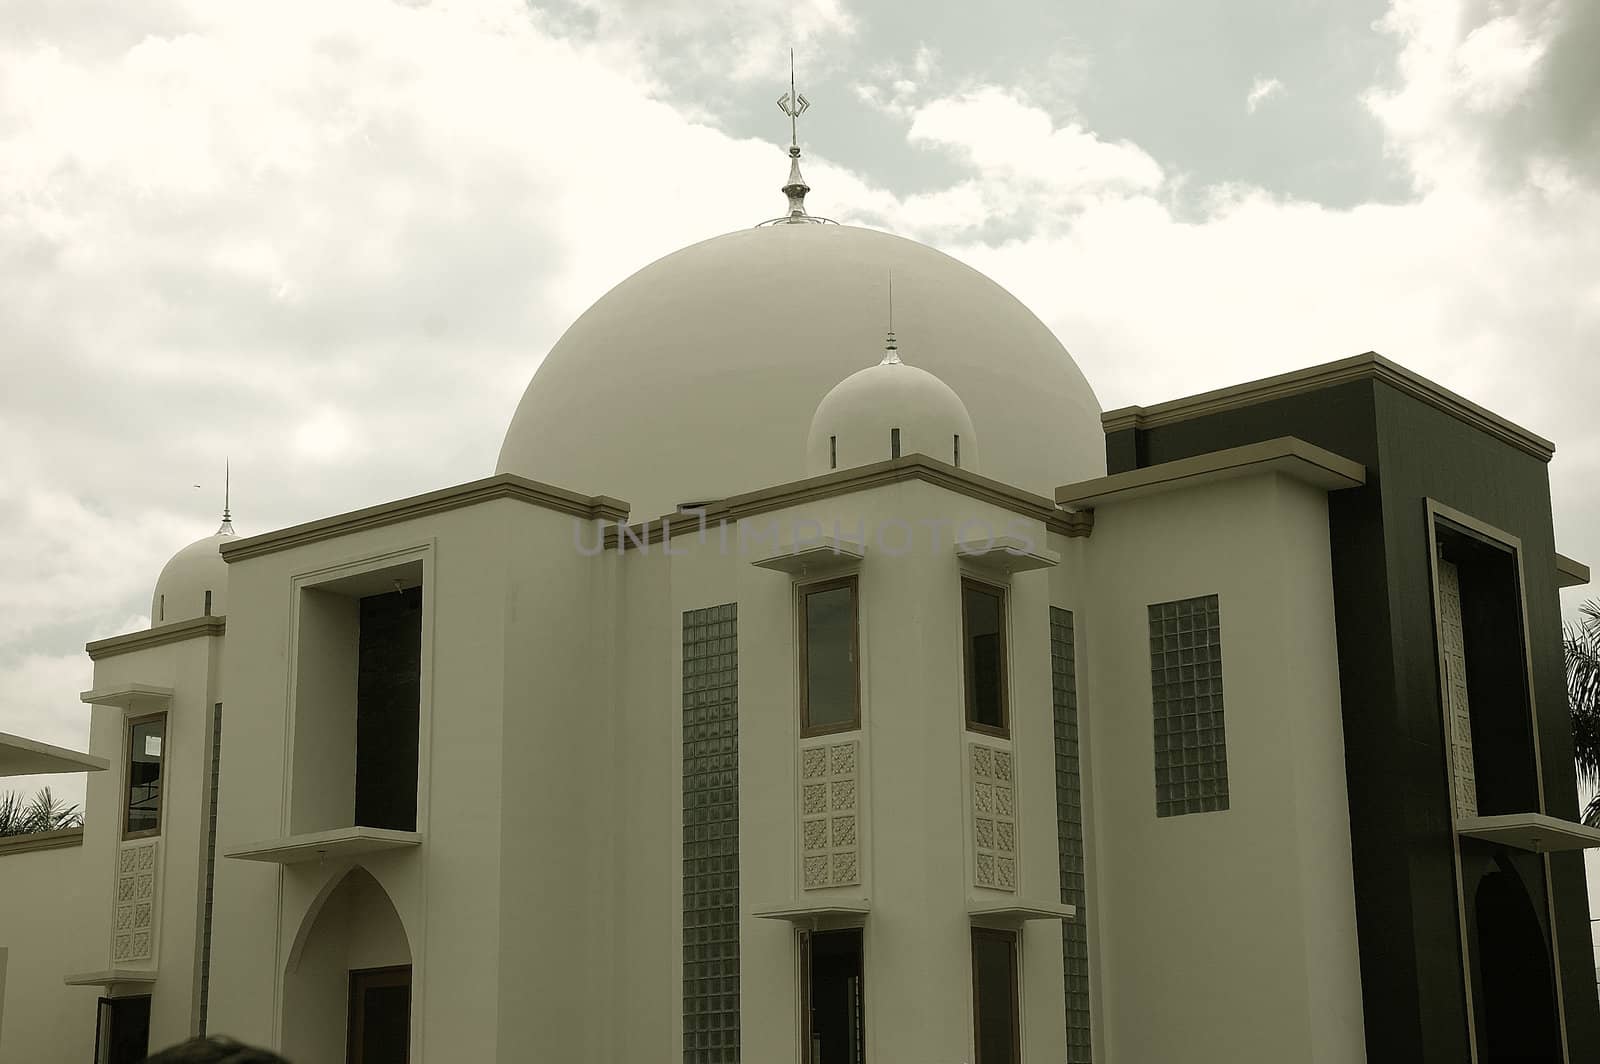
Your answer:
1051;608;1091;1061
1148;595;1229;817
683;603;740;1064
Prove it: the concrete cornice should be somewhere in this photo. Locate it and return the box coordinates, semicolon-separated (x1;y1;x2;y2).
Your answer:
86;616;226;661
605;454;1095;550
219;474;630;564
1101;352;1555;463
1556;552;1590;589
0;827;84;857
1055;437;1366;510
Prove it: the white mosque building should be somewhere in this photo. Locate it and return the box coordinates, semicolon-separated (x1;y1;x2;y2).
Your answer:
2;97;1599;1064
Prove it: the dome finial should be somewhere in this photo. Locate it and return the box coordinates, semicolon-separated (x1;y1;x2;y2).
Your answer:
777;49;811;221
881;271;901;365
217;458;234;535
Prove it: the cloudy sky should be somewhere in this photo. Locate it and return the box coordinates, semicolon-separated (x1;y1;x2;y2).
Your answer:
3;0;1599;807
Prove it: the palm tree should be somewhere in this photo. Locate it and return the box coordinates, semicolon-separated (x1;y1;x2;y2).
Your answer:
1564;600;1600;826
0;786;84;837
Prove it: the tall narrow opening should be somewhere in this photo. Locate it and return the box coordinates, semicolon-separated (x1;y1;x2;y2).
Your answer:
971;928;1019;1064
803;928;864;1064
348;965;412;1064
890;427;900;459
93;995;150;1064
290;559;423;835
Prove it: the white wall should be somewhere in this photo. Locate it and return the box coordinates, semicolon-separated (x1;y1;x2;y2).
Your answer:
0;843;96;1064
1080;471;1366;1063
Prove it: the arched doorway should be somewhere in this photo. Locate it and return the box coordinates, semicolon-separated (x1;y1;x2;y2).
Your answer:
1473;856;1560;1063
282;867;412;1064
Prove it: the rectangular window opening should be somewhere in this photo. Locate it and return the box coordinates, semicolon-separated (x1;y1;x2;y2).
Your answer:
830;435;838;470
290;560;424;836
890;427;901;459
347;965;412;1064
954;434;962;468
801;576;860;736
962;579;1008;736
123;714;167;838
1148;594;1229;817
972;928;1020;1064
803;928;865;1064
94;995;151;1064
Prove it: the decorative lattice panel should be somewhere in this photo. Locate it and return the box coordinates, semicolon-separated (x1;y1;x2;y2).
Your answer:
112;837;160;964
1052;608;1092;1061
682;603;740;1064
1437;559;1477;819
1149;595;1230;817
972;743;1017;891
800;739;859;889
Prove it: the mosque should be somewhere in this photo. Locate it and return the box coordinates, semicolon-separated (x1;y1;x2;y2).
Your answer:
1;80;1598;1064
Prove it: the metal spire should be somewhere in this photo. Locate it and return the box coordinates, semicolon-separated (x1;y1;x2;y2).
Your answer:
217;459;234;535
776;50;814;223
881;272;901;365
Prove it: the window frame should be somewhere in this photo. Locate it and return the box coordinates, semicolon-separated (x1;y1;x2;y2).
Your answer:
122;711;168;841
970;926;1021;1064
798;574;861;738
961;577;1010;738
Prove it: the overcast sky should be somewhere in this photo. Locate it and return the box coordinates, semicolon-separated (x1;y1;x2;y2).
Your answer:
3;0;1599;808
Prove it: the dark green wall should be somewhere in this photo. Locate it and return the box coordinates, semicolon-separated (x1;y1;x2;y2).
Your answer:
1106;377;1597;1062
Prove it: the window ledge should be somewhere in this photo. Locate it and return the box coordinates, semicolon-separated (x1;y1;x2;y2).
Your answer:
967;899;1076;922
751;537;865;576
224;826;421;864
955;536;1059;574
64;968;157;988
79;683;173;712
752;898;871;922
1456;813;1600;853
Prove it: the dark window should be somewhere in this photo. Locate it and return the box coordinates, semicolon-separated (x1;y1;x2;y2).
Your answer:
94;995;151;1064
1149;595;1229;817
801;577;860;736
963;579;1008;735
972;929;1020;1064
890;427;901;459
124;715;166;838
347;965;411;1064
830;435;838;469
803;928;865;1064
203;588;212;615
954;434;961;468
355;587;422;831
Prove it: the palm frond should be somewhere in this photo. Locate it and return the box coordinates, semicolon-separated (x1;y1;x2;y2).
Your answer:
0;791;26;836
1564;602;1600;790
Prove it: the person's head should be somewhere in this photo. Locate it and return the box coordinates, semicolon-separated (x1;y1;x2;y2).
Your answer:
141;1035;288;1063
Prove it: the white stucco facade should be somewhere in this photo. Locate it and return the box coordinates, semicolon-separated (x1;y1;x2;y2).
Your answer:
10;212;1588;1064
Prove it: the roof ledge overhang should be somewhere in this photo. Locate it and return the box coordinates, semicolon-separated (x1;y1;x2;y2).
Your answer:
1055;437;1365;510
0;734;108;777
1557;552;1590;589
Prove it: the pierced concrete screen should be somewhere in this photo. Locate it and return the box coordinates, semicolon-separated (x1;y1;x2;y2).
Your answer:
1148;595;1230;817
1051;607;1091;1061
682;603;740;1064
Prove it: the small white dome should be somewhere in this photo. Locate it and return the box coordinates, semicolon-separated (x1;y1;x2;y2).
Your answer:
807;347;978;476
151;523;235;626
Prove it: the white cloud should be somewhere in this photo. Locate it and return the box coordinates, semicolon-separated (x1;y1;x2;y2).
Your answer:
1246;76;1283;113
3;0;1600;789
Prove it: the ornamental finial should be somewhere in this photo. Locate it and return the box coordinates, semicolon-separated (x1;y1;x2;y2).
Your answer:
217;459;234;535
776;49;811;221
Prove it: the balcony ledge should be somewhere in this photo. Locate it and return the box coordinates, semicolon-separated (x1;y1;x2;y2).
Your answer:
1456;812;1600;853
225;826;421;864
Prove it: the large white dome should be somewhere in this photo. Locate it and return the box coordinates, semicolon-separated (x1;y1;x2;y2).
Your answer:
497;223;1103;518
